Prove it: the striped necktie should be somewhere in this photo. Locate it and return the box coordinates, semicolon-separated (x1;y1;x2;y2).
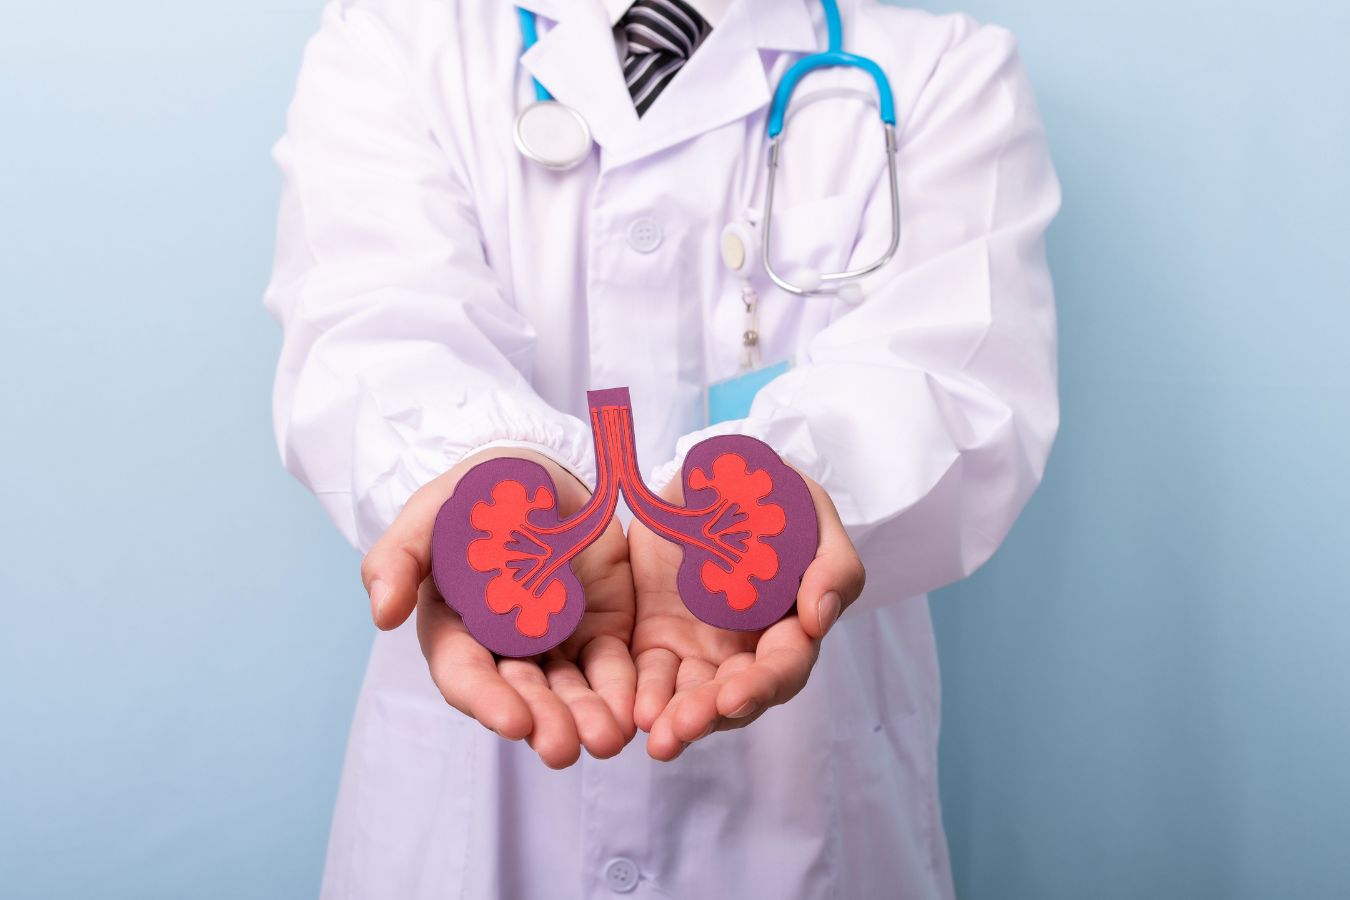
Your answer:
618;0;712;117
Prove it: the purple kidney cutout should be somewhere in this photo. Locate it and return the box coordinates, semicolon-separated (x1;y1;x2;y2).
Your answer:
429;387;819;658
430;452;615;658
592;386;817;632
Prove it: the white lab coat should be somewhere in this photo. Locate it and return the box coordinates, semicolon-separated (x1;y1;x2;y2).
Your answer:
265;0;1059;896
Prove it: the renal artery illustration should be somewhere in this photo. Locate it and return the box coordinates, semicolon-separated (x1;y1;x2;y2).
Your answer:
430;387;818;657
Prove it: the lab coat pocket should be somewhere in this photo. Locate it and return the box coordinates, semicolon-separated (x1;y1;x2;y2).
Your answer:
761;188;872;295
752;188;872;364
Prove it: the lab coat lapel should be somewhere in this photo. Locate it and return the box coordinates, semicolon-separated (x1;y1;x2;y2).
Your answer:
518;0;639;157
608;0;818;167
519;0;819;169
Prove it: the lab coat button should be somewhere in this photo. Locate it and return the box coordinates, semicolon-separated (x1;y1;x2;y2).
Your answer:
603;857;640;893
626;218;662;253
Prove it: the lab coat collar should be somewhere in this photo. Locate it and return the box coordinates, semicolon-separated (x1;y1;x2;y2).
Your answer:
517;0;819;168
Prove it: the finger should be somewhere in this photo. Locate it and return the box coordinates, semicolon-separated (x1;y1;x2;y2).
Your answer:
646;658;717;757
360;470;460;631
715;641;819;725
500;659;582;769
715;652;757;683
675;656;718;694
795;478;867;640
416;587;532;740
580;636;638;742
634;648;679;733
360;533;424;631
670;678;724;744
707;653;757;728
544;659;626;759
646;703;688;762
669;651;753;742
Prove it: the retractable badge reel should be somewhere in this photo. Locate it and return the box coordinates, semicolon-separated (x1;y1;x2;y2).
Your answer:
707;216;792;425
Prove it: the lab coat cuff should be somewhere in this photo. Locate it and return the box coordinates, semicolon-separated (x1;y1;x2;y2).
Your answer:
648;413;830;496
457;438;596;493
352;389;595;549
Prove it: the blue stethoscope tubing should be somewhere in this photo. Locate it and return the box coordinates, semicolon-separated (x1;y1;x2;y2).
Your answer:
514;0;902;297
516;6;550;101
760;0;902;297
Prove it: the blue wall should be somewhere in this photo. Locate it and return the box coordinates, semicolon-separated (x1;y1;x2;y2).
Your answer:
918;0;1350;897
0;5;370;896
0;2;1346;898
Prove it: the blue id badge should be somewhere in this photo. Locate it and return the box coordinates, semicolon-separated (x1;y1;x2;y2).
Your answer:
705;359;793;425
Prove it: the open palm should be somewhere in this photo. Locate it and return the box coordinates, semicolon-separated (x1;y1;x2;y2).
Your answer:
363;449;636;769
362;447;862;766
629;474;866;760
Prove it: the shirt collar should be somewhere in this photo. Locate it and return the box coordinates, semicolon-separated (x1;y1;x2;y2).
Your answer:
516;0;821;166
601;0;742;29
517;0;818;53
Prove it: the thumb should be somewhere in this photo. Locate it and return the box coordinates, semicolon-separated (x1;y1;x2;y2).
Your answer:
795;477;866;641
360;469;459;630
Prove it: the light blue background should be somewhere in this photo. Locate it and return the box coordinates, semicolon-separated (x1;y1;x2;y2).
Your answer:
1;1;1346;898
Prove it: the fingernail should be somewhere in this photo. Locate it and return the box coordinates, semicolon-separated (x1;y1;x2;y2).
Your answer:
370;579;391;622
818;590;842;635
728;701;758;719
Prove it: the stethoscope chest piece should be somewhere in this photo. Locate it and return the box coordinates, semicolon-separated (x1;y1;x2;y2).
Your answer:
514;100;592;170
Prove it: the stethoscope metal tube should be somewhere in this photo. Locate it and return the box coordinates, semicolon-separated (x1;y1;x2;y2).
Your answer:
760;123;901;298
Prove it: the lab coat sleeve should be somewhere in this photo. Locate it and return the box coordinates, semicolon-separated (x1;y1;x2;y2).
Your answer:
264;3;594;552
653;21;1061;605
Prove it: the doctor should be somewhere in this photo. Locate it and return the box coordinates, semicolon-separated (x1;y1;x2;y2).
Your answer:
265;0;1059;896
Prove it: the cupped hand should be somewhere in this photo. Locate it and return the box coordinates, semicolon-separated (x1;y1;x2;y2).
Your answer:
360;449;637;769
628;472;865;760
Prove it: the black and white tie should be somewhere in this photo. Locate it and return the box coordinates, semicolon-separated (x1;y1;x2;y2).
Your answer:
619;0;711;117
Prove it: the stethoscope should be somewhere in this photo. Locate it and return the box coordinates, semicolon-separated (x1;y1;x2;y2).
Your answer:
512;0;901;301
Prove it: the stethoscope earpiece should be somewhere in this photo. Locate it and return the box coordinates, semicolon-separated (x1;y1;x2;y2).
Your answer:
837;283;864;306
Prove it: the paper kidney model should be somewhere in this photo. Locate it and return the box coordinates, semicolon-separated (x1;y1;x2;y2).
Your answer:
430;455;614;658
429;387;819;658
615;429;818;632
671;436;816;631
590;388;817;632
